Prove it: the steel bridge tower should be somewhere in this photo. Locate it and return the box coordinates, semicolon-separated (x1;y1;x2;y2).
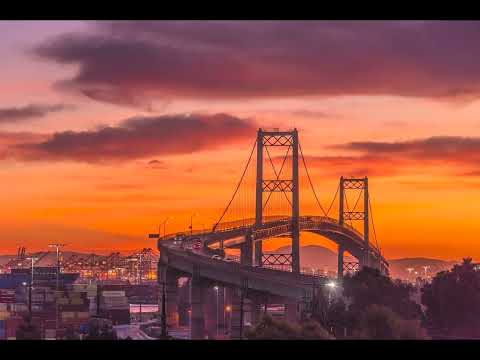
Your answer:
254;128;300;273
338;176;369;277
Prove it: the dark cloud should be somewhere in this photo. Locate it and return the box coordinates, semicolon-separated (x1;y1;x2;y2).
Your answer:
147;159;167;169
3;113;255;163
335;137;480;160
32;21;480;106
302;137;480;177
0;104;74;123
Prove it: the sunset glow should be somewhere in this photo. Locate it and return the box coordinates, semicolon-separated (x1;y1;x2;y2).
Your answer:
1;20;480;261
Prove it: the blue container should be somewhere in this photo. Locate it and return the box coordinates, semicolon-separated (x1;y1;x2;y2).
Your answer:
0;320;5;340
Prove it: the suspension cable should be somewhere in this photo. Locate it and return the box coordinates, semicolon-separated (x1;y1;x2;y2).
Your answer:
213;140;257;231
368;196;381;255
298;141;327;216
263;146;291;211
325;183;339;217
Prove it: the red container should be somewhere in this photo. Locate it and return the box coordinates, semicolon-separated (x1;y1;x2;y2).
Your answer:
6;317;23;339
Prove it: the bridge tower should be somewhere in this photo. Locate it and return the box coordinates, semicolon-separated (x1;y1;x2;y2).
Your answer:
338;176;369;276
254;128;300;273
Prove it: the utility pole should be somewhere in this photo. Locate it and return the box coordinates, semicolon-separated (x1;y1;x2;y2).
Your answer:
49;243;66;337
189;213;199;236
239;278;248;340
161;278;167;338
139;252;143;323
26;257;38;317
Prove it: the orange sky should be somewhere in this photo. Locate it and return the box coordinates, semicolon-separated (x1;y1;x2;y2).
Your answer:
1;21;480;261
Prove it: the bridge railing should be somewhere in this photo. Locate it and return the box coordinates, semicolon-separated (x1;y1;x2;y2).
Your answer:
158;215;383;261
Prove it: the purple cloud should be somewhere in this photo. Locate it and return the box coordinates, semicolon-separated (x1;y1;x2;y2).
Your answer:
0;104;74;123
32;21;480;107
4;113;255;163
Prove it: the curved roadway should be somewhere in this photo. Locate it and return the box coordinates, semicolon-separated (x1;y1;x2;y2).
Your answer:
158;216;388;301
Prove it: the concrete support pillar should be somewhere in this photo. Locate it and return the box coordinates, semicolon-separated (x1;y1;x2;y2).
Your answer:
284;302;300;324
337;244;344;279
217;286;225;330
240;233;253;266
158;266;179;328
250;300;262;325
230;287;244;339
203;286;218;339
190;272;205;340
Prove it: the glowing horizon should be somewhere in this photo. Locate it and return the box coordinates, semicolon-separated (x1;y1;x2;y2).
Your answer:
1;21;480;261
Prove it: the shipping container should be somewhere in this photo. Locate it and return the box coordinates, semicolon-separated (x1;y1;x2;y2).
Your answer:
6;317;23;338
0;319;5;340
0;311;10;320
44;328;56;340
61;312;75;319
102;291;125;297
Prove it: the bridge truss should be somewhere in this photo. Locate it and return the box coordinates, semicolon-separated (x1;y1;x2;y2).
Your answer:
191;128;386;277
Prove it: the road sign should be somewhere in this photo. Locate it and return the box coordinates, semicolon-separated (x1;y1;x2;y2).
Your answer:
149;234;160;238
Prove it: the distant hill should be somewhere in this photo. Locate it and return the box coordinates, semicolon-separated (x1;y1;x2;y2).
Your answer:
388;257;458;280
268;245;355;273
1;245;459;280
269;245;458;279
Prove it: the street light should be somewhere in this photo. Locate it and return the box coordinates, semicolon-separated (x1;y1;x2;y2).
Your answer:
189;213;199;235
324;281;337;335
160;216;173;238
325;281;336;305
214;285;219;338
225;305;231;334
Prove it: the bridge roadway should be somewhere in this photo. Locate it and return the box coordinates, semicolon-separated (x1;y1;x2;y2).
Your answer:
157;215;388;339
202;215;387;272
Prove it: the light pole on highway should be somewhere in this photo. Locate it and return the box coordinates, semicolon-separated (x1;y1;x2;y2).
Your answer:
189;213;199;235
325;281;336;335
214;285;219;338
325;281;336;306
161;216;173;238
225;305;231;335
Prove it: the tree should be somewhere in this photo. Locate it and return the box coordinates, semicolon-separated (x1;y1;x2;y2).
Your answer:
343;267;423;321
353;304;427;340
245;314;333;340
310;267;426;338
422;258;480;338
84;317;118;340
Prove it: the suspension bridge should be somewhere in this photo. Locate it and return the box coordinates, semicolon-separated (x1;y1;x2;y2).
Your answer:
156;128;388;339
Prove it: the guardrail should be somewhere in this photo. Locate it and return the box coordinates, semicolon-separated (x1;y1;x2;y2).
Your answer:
158;215;383;261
